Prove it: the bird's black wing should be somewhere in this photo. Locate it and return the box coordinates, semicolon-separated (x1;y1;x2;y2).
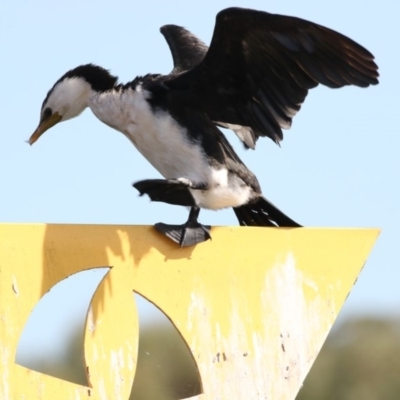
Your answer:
160;25;208;74
167;7;379;148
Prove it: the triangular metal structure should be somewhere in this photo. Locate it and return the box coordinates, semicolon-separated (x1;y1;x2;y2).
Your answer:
0;224;379;399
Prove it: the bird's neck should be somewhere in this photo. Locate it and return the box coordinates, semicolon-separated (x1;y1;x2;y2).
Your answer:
88;85;152;134
67;65;119;116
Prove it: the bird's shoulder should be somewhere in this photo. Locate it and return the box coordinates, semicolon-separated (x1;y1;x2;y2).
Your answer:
116;73;167;93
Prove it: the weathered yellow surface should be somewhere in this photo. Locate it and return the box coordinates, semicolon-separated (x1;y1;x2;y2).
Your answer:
0;224;379;399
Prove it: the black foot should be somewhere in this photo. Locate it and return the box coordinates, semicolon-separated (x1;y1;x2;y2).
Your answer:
155;221;211;247
154;206;211;247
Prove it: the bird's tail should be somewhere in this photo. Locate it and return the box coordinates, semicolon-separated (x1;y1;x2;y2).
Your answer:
233;196;301;227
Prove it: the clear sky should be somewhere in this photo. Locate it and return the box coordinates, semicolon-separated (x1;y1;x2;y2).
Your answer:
1;0;399;329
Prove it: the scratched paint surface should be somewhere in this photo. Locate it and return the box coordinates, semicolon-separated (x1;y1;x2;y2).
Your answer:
0;224;378;399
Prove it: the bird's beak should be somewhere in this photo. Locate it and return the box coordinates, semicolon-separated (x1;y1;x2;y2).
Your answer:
28;112;62;145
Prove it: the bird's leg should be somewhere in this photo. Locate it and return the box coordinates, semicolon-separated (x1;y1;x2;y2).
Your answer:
155;207;211;247
133;178;211;247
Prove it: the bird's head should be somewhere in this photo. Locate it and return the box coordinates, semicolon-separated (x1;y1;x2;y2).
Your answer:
29;64;118;145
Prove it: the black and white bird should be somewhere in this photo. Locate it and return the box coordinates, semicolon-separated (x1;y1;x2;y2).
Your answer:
29;8;379;247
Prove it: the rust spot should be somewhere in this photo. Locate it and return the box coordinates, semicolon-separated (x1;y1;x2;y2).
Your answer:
88;389;91;396
286;366;289;371
243;352;248;357
216;352;220;362
281;343;286;352
222;352;227;361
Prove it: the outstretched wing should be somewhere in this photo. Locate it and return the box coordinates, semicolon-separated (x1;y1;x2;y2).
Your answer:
168;7;379;148
160;24;208;74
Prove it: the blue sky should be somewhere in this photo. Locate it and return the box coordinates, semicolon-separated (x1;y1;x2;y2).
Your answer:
1;0;399;329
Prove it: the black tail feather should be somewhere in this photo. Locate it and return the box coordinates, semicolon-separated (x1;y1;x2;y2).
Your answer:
233;196;301;227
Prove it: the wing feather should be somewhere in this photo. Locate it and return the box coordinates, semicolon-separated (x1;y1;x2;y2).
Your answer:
160;24;208;74
167;7;379;148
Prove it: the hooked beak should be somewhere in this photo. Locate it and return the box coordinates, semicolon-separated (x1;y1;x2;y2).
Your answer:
28;112;62;145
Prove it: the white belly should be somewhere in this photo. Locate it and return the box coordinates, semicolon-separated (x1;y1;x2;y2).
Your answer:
189;168;252;210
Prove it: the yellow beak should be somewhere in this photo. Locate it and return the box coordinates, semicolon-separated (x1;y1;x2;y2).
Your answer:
28;112;62;145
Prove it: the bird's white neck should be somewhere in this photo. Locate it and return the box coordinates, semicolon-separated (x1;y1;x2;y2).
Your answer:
51;78;93;121
88;85;152;135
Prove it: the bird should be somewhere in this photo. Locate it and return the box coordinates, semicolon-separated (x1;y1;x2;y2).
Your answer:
28;7;379;247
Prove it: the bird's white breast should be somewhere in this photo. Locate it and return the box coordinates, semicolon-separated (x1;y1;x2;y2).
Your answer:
90;86;209;182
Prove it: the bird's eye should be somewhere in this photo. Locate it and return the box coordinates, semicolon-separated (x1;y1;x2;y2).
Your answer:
40;107;53;123
43;107;52;118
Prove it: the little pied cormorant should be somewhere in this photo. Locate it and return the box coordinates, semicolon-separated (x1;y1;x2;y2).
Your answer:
29;7;379;247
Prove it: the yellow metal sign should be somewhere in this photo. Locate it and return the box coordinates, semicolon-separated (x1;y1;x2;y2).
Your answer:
0;224;379;399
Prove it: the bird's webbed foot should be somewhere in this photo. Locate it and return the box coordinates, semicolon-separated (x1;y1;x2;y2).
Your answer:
133;179;211;247
155;207;211;247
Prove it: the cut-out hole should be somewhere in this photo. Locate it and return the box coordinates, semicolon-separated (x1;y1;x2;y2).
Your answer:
130;293;202;400
16;273;202;397
16;267;109;385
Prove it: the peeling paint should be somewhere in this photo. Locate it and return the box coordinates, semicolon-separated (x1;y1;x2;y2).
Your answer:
75;388;83;400
11;275;19;297
111;348;125;399
259;253;335;398
97;379;107;400
87;308;95;333
185;252;345;400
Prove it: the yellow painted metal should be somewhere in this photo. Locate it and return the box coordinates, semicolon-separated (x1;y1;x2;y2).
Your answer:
0;224;379;399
